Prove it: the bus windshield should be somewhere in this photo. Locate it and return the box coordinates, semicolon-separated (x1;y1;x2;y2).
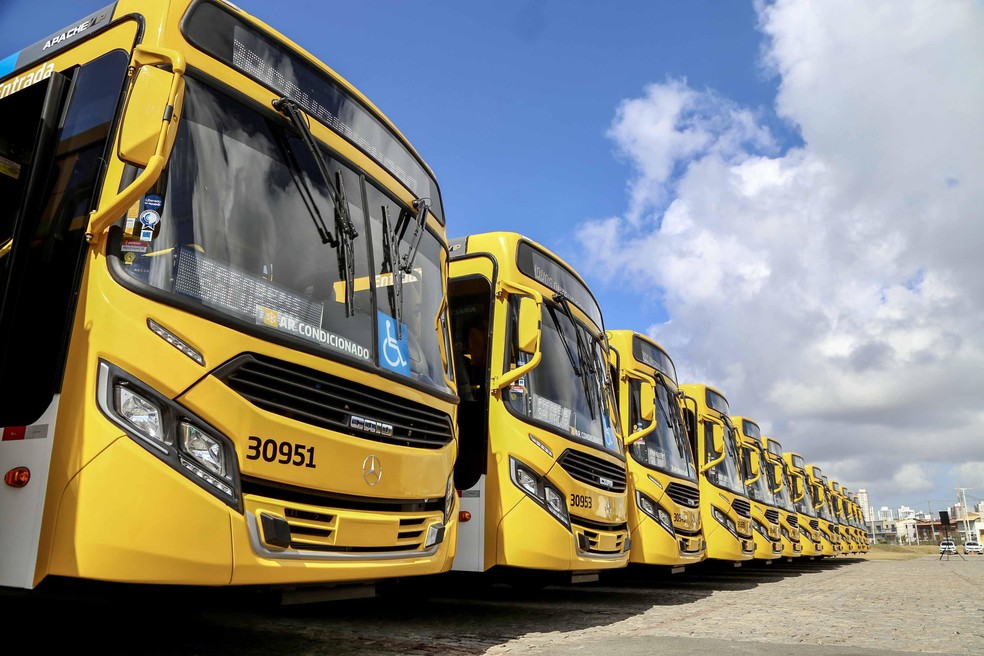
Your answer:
629;378;697;481
744;446;774;505
794;473;818;516
705;419;744;495
768;462;795;512
116;77;450;393
505;297;621;457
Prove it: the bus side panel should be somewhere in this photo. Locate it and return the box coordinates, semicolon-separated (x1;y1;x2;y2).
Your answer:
0;399;60;589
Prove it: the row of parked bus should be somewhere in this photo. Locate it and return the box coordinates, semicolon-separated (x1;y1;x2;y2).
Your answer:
444;232;867;585
1;0;863;601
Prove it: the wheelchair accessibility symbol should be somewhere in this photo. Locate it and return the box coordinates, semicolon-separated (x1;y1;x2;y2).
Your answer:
378;310;410;376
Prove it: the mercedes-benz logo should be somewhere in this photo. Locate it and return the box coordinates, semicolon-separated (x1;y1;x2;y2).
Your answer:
362;454;382;486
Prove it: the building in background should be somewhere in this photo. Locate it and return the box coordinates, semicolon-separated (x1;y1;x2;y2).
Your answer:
878;506;895;522
858;489;872;523
897;505;915;520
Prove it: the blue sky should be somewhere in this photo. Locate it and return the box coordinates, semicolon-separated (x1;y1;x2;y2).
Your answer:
3;1;983;518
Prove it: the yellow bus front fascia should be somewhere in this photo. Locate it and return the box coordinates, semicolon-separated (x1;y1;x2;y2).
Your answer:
488;403;629;572
627;468;704;566
701;484;754;562
796;513;821;557
780;510;803;558
749;498;783;560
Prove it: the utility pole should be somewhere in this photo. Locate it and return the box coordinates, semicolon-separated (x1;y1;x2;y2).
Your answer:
927;501;936;541
957;488;972;543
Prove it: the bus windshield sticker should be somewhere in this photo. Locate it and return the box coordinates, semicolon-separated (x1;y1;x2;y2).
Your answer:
377;310;410;376
531;394;571;431
256;306;370;361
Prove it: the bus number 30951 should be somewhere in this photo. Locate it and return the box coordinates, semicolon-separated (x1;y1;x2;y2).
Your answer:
246;436;317;468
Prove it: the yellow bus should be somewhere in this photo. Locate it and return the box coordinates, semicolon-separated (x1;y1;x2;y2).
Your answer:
806;466;841;556
831;482;856;555
0;0;458;598
761;437;802;559
679;384;753;564
852;494;869;553
608;330;704;571
733;418;782;561
447;232;629;583
783;452;822;558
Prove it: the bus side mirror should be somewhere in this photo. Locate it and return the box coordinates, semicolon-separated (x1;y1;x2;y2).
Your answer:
119;66;174;166
492;280;542;392
744;448;761;485
516;295;540;354
625;377;656;445
712;424;725;454
86;45;185;243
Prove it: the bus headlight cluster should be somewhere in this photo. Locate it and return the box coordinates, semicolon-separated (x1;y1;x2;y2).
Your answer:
98;361;240;509
509;457;570;528
752;519;772;540
636;491;674;535
711;506;741;539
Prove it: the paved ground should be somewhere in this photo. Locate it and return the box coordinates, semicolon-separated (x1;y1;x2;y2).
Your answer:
5;552;982;655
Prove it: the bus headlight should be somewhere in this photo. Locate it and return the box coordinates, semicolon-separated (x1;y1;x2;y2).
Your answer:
752;519;772;540
636;491;674;535
180;422;226;476
98;360;241;510
509;457;570;528
115;386;168;444
712;506;741;539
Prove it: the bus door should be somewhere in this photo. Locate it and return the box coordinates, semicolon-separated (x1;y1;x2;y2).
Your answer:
447;256;494;572
0;37;132;588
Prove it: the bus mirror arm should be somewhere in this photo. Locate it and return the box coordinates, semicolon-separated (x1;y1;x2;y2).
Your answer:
622;369;657;445
492;279;543;393
700;448;726;474
86;45;186;244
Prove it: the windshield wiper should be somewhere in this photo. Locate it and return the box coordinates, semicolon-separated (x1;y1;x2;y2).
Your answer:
394;197;430;275
381;204;404;339
553;294;600;420
273;97;359;316
653;376;688;460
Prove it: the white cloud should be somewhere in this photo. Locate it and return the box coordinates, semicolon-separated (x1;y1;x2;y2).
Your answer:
579;0;984;509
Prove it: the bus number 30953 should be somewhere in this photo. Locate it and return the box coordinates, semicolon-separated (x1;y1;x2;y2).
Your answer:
246;436;317;468
570;493;592;509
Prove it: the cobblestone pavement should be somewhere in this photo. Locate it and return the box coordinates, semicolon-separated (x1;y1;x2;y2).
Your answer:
5;554;982;655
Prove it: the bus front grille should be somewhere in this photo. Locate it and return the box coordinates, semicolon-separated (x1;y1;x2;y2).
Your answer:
787;514;799;530
572;518;629;555
216;353;453;449
664;482;700;507
732;497;751;518
244;477;441;554
557;449;627;492
764;509;780;524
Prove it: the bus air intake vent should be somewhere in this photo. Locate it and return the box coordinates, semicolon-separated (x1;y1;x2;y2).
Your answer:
732;497;751;518
557;449;627;492
787;514;799;530
216;353;453;449
664;482;700;507
810;519;820;531
764;509;780;525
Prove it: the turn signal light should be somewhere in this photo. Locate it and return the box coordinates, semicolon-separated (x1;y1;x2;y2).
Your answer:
458;511;472;523
4;466;30;488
